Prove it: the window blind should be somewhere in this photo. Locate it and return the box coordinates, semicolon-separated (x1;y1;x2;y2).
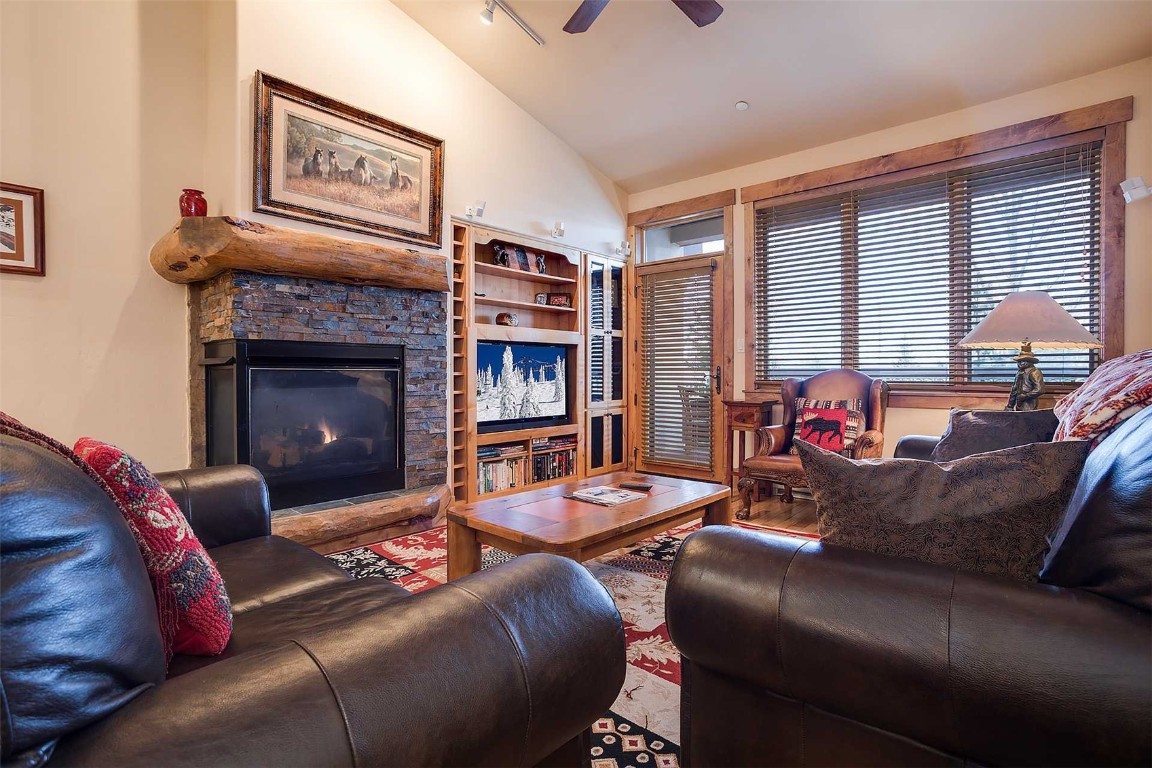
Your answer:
640;265;713;468
753;142;1102;385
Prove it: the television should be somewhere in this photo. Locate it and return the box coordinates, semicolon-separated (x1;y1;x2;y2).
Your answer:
476;341;571;433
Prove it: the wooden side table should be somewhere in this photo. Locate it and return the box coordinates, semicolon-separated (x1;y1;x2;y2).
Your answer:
723;399;778;516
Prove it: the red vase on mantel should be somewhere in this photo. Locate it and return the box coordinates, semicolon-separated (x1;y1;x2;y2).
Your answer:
179;188;207;217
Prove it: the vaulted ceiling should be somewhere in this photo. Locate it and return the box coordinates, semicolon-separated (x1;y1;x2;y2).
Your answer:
395;0;1152;193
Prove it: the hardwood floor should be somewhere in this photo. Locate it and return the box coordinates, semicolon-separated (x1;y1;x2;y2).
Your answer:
732;494;819;535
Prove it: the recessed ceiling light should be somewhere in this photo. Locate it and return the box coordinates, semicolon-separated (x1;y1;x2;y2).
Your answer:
480;0;496;25
735;101;749;112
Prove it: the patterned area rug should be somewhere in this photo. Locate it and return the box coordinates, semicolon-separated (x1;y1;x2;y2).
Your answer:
327;522;708;768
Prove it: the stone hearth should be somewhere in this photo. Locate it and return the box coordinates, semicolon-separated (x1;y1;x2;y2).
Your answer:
188;271;448;500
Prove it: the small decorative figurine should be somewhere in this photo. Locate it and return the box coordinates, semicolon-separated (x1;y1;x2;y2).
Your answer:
495;312;519;327
534;293;548;305
536;253;547;274
492;243;510;267
1006;351;1044;411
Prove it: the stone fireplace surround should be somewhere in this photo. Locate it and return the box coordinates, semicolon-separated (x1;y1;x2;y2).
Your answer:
188;271;449;515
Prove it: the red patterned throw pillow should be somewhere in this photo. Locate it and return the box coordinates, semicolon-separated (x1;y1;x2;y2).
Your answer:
790;398;863;457
1053;349;1152;446
74;438;232;661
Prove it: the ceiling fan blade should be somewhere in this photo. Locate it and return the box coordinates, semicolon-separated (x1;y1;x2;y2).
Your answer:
564;0;610;33
671;0;723;27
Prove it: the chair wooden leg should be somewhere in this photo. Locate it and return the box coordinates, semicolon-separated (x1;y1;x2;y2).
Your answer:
737;475;755;520
781;485;794;503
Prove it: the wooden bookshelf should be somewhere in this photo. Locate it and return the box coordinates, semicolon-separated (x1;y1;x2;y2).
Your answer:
451;221;587;503
474;296;576;313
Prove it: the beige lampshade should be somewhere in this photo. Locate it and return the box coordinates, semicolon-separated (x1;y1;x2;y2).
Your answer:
958;290;1102;350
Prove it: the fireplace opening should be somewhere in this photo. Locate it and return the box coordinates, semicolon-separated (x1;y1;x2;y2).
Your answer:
203;340;404;509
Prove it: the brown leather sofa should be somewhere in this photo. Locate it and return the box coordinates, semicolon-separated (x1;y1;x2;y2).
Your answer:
668;407;1151;767
1;436;625;767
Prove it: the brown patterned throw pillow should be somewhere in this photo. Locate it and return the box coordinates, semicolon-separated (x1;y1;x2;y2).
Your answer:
930;408;1059;462
794;439;1091;581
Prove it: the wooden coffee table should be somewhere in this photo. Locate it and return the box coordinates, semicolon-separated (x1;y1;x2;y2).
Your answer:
447;471;732;580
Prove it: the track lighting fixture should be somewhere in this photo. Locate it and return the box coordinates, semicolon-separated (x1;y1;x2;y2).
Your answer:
478;0;544;45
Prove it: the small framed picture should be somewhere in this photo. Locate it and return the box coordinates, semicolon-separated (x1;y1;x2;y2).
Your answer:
534;293;548;305
0;183;45;276
513;246;532;272
547;293;573;308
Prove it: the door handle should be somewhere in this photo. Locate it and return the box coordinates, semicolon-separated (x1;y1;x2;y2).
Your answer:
713;366;722;395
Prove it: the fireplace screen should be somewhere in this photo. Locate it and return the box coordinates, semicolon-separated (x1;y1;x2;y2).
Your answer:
249;367;399;487
203;340;405;509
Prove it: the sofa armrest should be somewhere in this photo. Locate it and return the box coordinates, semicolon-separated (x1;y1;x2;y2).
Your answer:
893;434;939;460
155;465;271;548
666;526;1151;768
52;553;625;768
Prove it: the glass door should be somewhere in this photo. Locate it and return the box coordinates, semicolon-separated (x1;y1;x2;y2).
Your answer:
633;254;725;481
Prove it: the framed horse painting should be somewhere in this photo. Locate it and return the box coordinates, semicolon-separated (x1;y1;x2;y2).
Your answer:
253;71;445;247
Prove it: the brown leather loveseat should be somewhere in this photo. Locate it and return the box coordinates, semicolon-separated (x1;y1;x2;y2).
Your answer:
1;436;625;767
666;406;1151;767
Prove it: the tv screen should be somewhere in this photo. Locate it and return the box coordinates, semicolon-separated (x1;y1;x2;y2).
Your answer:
476;341;569;430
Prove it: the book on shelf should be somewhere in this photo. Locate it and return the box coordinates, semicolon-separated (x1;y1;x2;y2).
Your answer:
532;447;575;483
477;455;529;494
564;486;646;507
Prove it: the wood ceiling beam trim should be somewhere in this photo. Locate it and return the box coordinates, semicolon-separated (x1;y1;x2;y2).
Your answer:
741;97;1134;203
627;189;737;227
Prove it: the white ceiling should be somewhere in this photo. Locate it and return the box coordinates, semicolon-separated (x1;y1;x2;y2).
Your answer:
394;0;1152;193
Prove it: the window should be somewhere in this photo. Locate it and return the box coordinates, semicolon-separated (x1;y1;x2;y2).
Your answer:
642;213;725;262
753;142;1103;386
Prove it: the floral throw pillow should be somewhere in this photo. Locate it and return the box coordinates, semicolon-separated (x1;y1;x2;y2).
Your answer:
74;438;232;661
790;398;864;457
1053;349;1152;446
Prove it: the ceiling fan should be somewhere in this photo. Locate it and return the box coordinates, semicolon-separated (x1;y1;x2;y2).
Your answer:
563;0;724;33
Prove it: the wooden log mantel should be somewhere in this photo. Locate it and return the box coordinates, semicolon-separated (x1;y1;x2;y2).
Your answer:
150;216;449;292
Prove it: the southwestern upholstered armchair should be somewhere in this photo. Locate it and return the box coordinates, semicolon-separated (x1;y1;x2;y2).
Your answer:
737;368;889;516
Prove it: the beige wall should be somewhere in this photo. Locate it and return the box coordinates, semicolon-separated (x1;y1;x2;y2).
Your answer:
628;57;1152;454
0;1;207;469
0;0;626;470
220;0;626;253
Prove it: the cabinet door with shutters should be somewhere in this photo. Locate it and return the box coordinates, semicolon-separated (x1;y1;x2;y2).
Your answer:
633;255;725;481
585;253;628;476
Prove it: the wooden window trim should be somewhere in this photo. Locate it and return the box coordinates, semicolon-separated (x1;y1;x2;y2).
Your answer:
627;189;737;228
742;100;1131;408
740;98;1132;202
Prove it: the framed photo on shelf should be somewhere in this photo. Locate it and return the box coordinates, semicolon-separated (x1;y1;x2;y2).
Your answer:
547;293;573;308
253;71;445;247
513;246;532;272
0;183;45;276
534;293;548;305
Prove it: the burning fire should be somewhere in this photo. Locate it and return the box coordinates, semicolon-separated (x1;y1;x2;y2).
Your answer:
316;419;336;444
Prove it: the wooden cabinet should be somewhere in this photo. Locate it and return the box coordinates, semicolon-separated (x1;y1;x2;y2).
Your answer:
450;221;587;503
585;253;629;476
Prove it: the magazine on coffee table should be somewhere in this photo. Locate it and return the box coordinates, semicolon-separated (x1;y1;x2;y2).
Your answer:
565;486;647;507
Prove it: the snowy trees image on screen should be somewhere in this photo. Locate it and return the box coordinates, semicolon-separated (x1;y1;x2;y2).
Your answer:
476;342;567;425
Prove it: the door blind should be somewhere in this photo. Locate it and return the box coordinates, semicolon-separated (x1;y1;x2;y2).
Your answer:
753;142;1102;384
639;265;713;468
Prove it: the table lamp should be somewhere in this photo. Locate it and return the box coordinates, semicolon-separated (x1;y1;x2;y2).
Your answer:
958;290;1102;411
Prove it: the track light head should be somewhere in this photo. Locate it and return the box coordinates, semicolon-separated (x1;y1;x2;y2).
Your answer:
480;0;496;25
